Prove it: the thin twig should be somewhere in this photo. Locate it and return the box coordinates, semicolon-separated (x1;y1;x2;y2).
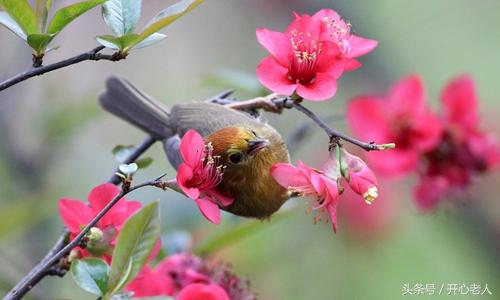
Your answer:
4;177;165;300
292;101;394;151
0;46;125;92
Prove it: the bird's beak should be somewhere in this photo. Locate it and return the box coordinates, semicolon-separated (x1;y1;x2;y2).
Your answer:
247;138;269;155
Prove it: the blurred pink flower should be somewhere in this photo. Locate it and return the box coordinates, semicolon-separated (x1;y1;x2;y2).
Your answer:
58;183;141;258
415;75;500;211
177;130;234;224
347;75;442;176
271;161;341;232
177;283;230;300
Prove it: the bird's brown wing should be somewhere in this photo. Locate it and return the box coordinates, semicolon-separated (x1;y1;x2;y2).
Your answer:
169;102;261;137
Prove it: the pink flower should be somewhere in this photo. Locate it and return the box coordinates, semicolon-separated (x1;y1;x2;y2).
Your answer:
271;161;341;232
313;9;378;70
256;12;344;101
58;183;142;258
414;75;500;211
347;75;443;176
125;265;175;297
177;283;230;300
176;130;234;224
341;150;378;203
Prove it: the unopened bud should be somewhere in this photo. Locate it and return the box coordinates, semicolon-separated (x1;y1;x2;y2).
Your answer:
87;227;103;242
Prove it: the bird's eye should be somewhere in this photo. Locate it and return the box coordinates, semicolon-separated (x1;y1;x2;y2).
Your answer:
229;152;243;164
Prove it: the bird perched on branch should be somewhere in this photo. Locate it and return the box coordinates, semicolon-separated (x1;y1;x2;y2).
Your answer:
99;77;290;218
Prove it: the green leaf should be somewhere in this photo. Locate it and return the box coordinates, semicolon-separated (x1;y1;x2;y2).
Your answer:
96;33;139;51
136;157;153;169
71;258;110;296
106;201;160;296
125;0;203;51
27;33;55;54
47;0;108;34
34;0;50;32
0;11;27;40
102;0;141;36
131;32;166;50
111;144;135;162
0;0;37;34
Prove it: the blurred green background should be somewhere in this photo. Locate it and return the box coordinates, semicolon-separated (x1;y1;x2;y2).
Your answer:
1;0;499;299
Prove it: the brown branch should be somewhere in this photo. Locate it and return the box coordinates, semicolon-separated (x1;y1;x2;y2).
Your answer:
292;101;394;151
0;46;125;92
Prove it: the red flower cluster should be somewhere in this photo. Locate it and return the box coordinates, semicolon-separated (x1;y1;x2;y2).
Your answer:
256;9;377;101
176;130;234;224
271;148;378;233
347;75;500;211
58;183;142;260
126;253;254;300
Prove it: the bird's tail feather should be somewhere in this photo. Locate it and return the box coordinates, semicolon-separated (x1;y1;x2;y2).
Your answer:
99;76;173;139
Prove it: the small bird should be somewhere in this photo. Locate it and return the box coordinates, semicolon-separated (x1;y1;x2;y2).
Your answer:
99;77;291;218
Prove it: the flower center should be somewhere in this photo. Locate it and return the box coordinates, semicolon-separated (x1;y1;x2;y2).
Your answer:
288;29;322;84
186;143;225;191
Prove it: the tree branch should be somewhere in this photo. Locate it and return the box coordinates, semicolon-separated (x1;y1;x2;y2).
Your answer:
0;46;125;92
4;176;166;300
291;101;394;151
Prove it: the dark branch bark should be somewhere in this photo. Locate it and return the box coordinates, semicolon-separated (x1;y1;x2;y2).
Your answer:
0;46;125;92
292;101;394;151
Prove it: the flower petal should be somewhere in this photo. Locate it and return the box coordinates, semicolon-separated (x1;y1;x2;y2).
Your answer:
388;75;426;115
177;283;230;300
271;163;309;188
180;130;205;167
347;35;378;58
58;199;93;233
441;74;479;132
177;163;200;200
347;96;392;142
208;189;234;206
195;197;221;224
367;149;420;177
257;56;297;95
256;28;290;66
88;183;121;213
296;73;338;101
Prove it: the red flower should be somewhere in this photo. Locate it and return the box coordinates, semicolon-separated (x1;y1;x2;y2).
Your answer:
125;264;175;297
58;183;141;258
347;75;442;176
341;149;378;203
313;9;378;70
256;13;343;101
271;161;340;232
177;283;230;300
256;9;377;101
414;75;500;211
176;130;234;224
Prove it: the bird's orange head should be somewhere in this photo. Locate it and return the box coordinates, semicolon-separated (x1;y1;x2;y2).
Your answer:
205;126;291;218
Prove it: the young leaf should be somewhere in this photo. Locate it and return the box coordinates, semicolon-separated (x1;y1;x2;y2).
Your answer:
125;0;203;51
0;0;37;35
27;33;55;54
106;201;160;296
131;32;166;50
47;0;108;34
118;163;138;176
71;258;110;296
96;33;139;51
0;11;27;40
136;157;153;169
102;0;141;36
111;144;135;162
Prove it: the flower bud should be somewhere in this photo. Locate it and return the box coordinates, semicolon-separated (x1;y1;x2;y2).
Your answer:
341;149;378;203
